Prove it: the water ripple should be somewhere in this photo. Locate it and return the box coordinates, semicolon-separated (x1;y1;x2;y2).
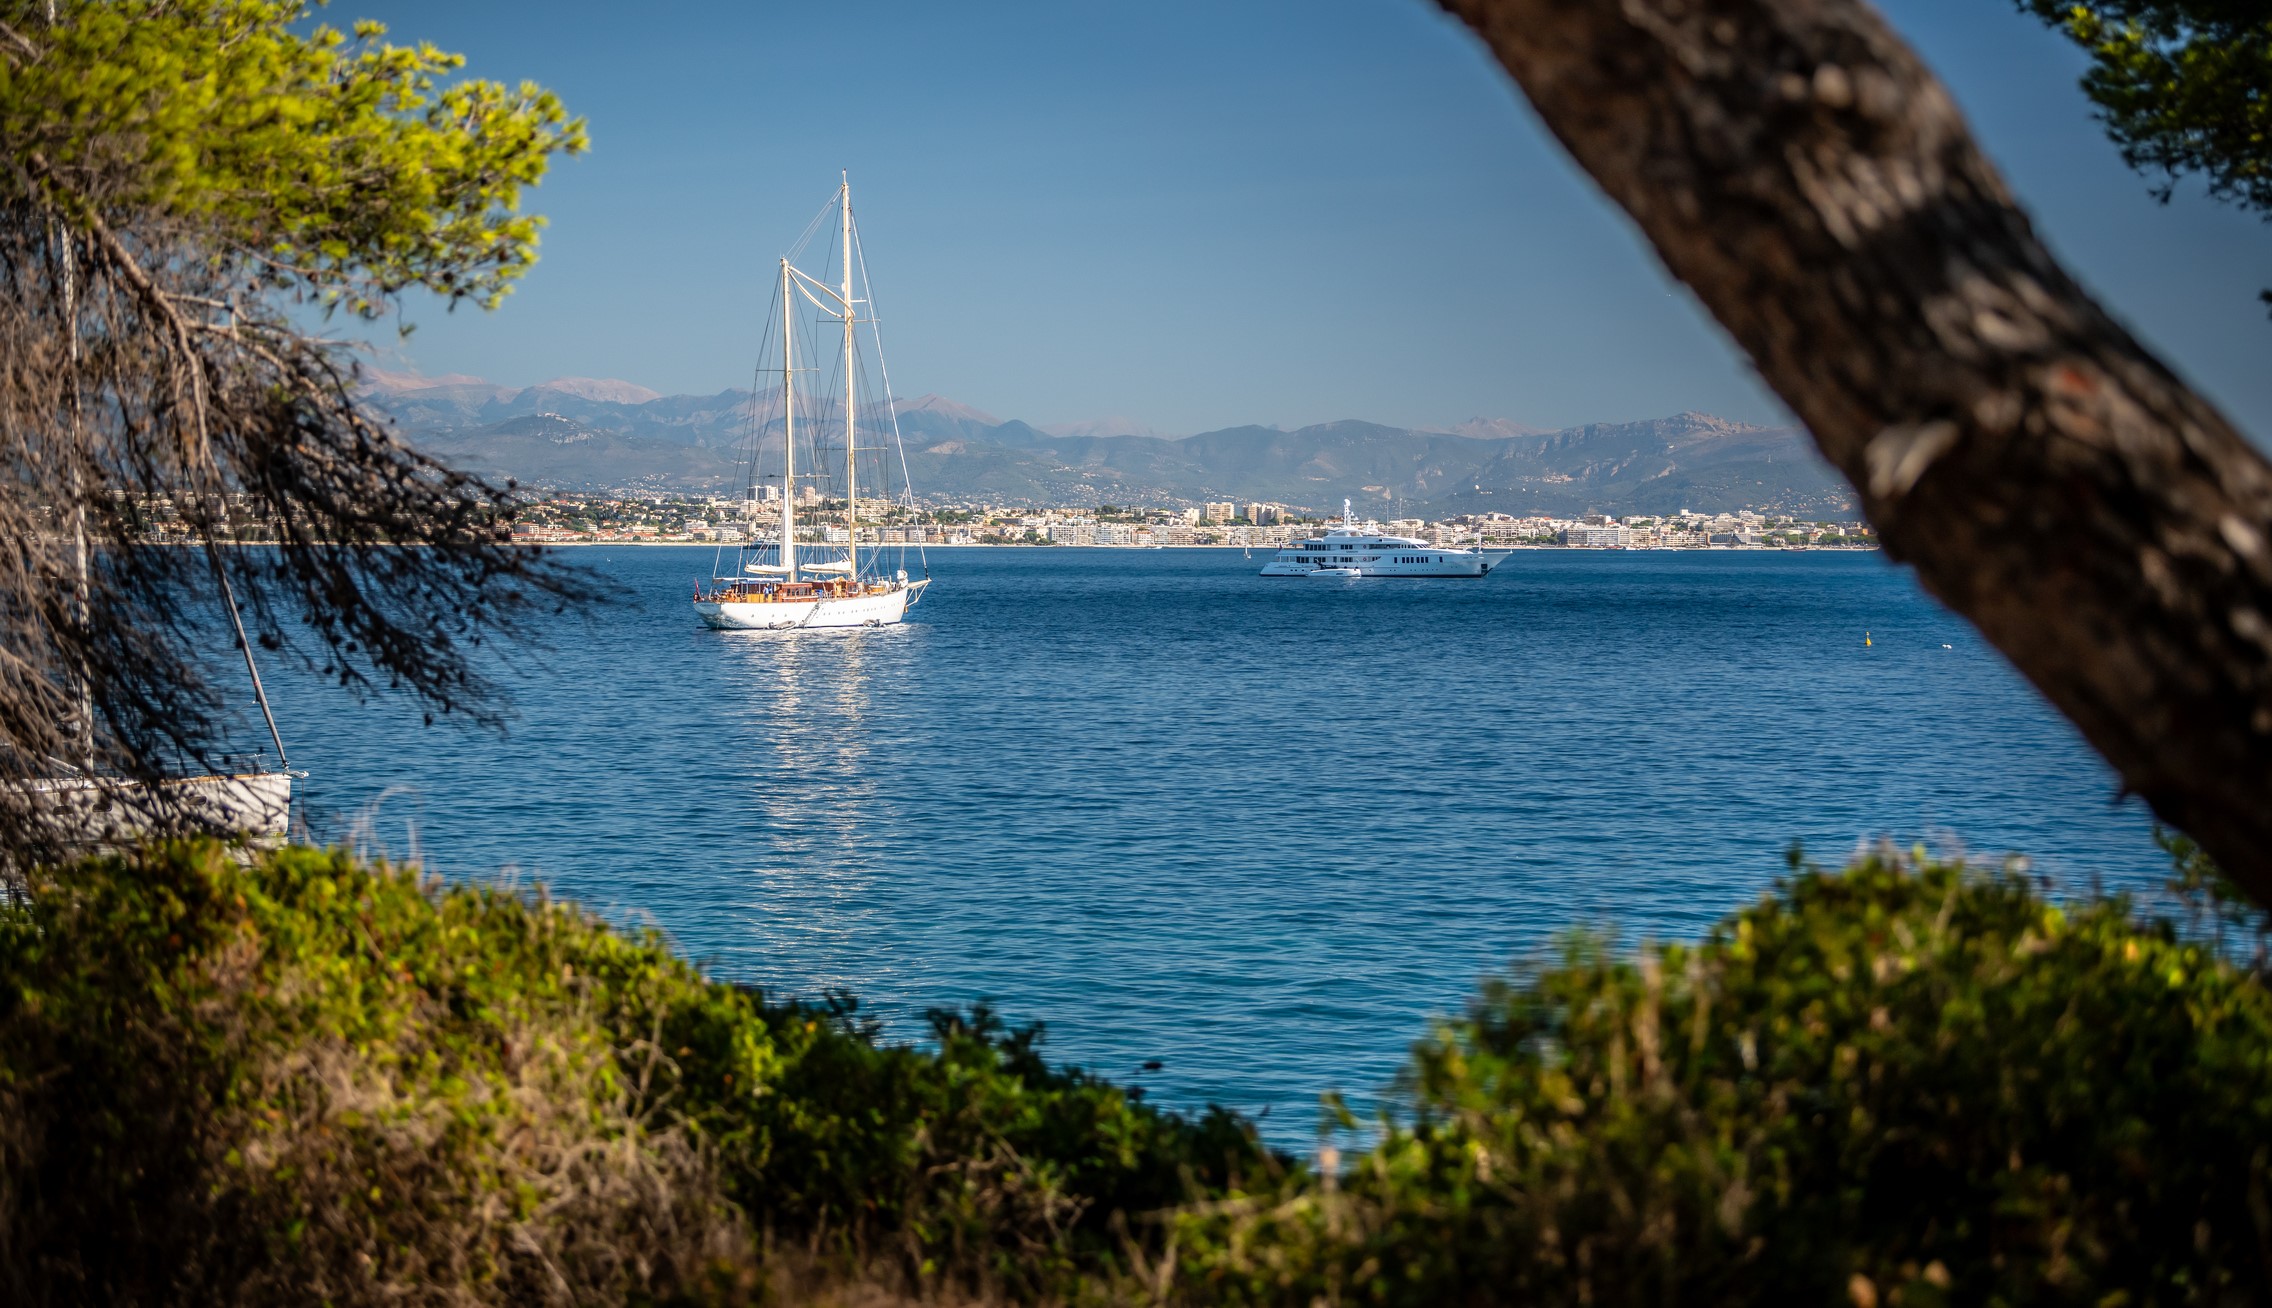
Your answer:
271;547;2162;1134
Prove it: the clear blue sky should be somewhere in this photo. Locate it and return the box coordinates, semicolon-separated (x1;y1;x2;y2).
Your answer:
346;0;2272;438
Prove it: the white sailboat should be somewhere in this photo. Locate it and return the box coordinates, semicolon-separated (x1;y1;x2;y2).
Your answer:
695;175;930;630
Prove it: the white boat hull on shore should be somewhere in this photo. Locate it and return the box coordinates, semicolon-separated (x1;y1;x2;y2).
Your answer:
21;771;291;845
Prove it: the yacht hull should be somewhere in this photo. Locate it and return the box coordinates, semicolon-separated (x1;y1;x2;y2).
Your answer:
1257;504;1513;577
695;580;927;630
1260;556;1506;578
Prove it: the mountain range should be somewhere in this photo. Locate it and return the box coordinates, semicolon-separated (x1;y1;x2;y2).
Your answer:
358;370;1856;517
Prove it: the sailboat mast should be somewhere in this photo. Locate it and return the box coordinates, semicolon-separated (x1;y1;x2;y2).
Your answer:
780;257;798;582
840;173;858;581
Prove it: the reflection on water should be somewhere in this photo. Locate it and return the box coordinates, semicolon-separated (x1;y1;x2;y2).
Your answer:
717;626;914;1000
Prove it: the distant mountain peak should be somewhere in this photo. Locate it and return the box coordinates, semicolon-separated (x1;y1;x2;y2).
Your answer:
529;376;663;405
896;393;1000;425
1039;415;1181;441
1449;416;1550;439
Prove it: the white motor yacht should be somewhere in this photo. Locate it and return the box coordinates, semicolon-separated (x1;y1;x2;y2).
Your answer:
1260;500;1513;578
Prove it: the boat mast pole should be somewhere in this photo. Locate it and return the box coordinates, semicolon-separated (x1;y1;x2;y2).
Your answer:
780;257;798;583
840;173;858;583
48;0;91;773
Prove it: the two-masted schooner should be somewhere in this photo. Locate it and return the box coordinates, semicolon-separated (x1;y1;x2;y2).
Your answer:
694;176;929;630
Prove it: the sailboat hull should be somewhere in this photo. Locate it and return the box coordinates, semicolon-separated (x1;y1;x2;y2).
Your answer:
696;580;926;630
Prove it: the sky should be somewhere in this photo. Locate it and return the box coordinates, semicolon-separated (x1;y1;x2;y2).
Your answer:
341;0;2272;439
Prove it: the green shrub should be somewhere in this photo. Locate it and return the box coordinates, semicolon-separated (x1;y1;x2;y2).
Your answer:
1164;849;2272;1306
9;841;2271;1307
0;842;1270;1306
0;841;752;1305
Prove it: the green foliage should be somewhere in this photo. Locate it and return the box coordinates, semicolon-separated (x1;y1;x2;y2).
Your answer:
1165;850;2272;1306
10;842;2272;1305
0;841;748;1304
2160;822;2271;960
727;1000;1269;1297
0;842;1271;1305
2017;0;2272;310
1;0;586;315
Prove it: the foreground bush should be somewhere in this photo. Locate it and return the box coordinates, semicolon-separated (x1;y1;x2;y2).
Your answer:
1165;848;2272;1306
6;842;2271;1306
0;843;1267;1305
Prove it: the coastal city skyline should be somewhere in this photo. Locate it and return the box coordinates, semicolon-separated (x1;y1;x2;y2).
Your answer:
494;493;1878;550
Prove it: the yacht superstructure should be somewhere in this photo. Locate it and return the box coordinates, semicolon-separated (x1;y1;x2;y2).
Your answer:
1259;500;1513;578
695;175;930;630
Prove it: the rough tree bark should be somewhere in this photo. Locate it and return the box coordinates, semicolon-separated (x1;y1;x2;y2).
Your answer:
1436;0;2272;903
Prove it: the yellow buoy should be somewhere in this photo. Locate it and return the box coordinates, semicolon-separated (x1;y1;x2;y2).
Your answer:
1865;631;1873;647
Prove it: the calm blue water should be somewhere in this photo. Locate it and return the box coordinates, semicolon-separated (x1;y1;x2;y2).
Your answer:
266;547;2162;1129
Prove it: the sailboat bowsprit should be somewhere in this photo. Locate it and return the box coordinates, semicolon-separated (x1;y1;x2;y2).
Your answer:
694;175;931;630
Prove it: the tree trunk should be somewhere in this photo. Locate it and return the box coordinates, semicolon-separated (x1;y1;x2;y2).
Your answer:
1435;0;2272;903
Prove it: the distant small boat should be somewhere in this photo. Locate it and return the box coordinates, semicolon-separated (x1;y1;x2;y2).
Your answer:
1307;567;1363;579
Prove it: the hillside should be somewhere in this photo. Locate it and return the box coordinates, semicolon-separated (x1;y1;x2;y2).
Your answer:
360;371;1855;516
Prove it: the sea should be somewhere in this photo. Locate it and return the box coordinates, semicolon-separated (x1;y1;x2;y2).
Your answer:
265;546;2165;1135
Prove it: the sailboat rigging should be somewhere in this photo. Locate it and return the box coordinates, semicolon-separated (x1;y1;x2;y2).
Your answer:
694;174;930;630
